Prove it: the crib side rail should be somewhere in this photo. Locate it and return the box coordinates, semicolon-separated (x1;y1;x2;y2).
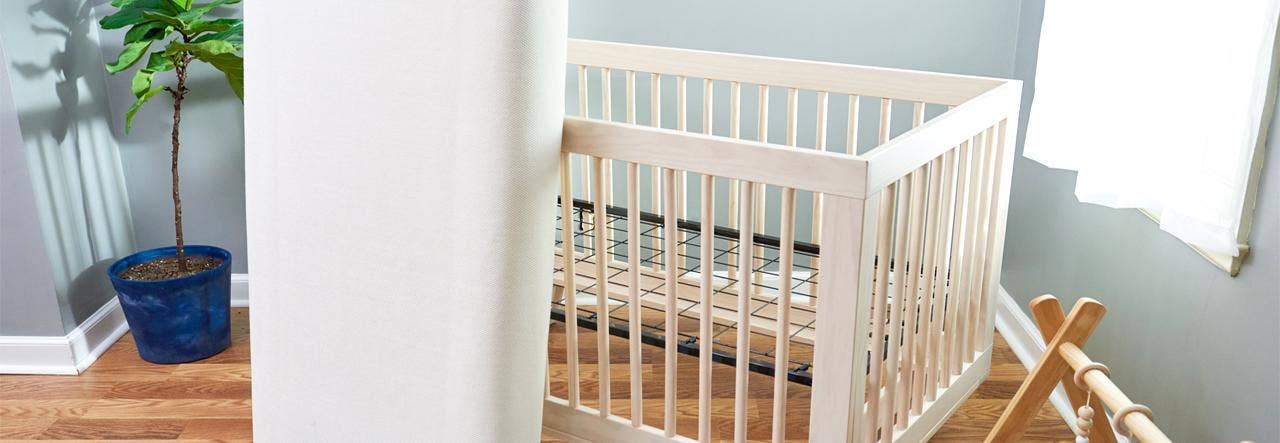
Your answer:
567;39;1003;106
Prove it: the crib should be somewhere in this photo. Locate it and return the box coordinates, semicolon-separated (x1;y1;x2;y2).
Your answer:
544;39;1021;442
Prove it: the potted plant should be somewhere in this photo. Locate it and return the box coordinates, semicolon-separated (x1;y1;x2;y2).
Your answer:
100;0;243;364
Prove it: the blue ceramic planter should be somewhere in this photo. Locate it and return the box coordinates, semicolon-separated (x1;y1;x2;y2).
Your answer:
108;245;232;364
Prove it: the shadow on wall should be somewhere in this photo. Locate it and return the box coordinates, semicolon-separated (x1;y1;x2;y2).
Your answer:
4;0;136;332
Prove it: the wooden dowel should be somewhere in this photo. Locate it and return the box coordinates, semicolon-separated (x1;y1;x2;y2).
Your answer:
959;131;989;362
626;70;636;124
880;173;912;440
650;73;662;271
734;181;756;443
677;76;689;271
966;128;996;358
863;182;896;443
726;82;741;279
907;103;932;414
601;68;614;262
924;149;956;401
952;133;977;373
753;85;769;289
772;186;796;443
1058;344;1171;443
878;98;892;145
626;162;644;428
911;157;943;414
895;166;927;429
662;167;679;437
698;174;715;443
591;156;611;417
847;95;860;154
578;65;591;201
558;152;581;408
975;125;1007;351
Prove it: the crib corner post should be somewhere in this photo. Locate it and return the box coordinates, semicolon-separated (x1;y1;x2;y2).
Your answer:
809;192;881;442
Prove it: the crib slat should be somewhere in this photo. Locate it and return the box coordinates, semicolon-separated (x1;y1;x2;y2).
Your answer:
591;156;611;417
912;155;944;414
558;152;581;408
650;73;663;271
924;149;957;402
880;172;911;440
952;133;977;376
626;162;643;428
601;68;614;262
977;121;1012;352
753;85;770;288
698;174;715;443
942;139;973;383
626;71;636;124
677;76;689;271
772;186;796;443
810;91;828;302
662;167;679;437
863;182;896;443
578;65;591;201
848;95;861;154
904;103;929;417
726;81;742;279
895;166;927;430
879;98;892;145
734;181;756;443
966;128;997;359
960;130;989;364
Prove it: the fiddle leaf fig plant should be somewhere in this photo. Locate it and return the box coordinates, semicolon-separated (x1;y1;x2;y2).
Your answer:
101;0;243;272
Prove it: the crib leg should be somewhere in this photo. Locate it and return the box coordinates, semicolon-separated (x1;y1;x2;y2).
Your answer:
1029;296;1117;443
986;296;1106;442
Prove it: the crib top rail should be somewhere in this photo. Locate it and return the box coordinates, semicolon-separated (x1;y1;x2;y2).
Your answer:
564;39;1022;198
568;39;1003;106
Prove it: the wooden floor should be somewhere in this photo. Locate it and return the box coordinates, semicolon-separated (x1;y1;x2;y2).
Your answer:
0;308;1071;441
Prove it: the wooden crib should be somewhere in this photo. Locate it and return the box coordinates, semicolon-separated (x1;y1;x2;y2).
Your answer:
545;39;1021;442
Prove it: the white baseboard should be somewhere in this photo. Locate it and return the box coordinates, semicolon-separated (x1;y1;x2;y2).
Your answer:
0;297;129;375
993;286;1128;442
0;273;250;375
231;273;249;307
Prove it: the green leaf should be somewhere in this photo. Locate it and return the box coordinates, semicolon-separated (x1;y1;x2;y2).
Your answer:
125;87;166;133
188;18;239;35
166;40;242;99
123;21;170;44
141;11;187;31
165;0;193;11
191;21;242;45
100;0;174;29
145;51;176;72
177;0;241;23
130;52;176;97
106;40;155;74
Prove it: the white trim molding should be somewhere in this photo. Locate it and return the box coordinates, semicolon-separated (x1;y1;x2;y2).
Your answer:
0;273;249;374
0;297;129;375
231;273;249;307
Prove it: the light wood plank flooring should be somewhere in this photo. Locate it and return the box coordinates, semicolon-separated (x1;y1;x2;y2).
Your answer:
0;308;1071;441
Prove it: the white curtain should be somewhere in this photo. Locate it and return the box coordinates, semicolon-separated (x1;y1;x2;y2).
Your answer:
1025;0;1280;256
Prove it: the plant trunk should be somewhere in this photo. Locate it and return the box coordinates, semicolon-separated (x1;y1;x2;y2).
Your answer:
171;55;188;272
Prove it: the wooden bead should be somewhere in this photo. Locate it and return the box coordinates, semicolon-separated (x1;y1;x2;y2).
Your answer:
1078;405;1095;420
1075;436;1090;443
1076;417;1093;432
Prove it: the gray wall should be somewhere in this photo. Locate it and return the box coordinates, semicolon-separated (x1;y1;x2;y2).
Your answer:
0;40;64;336
98;7;247;274
1;0;128;335
1003;1;1280;441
